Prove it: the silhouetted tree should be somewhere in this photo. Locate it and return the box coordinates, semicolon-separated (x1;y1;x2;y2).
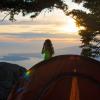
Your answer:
68;0;100;57
0;0;68;21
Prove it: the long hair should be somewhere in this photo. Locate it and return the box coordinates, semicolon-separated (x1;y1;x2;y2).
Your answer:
42;39;54;55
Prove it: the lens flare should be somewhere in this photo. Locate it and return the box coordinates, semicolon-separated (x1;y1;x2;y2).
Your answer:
24;70;31;80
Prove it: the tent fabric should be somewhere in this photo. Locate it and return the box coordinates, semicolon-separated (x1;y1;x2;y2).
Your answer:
0;62;26;100
8;55;100;100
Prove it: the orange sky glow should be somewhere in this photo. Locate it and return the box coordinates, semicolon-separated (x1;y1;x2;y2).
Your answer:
0;0;85;35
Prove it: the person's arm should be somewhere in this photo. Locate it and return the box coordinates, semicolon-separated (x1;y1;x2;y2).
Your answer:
52;46;54;55
41;45;45;54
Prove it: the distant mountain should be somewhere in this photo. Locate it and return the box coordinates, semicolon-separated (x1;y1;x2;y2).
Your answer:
55;46;82;56
0;62;26;100
55;46;100;61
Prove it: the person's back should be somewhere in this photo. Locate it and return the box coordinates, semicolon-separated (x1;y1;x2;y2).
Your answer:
42;39;54;60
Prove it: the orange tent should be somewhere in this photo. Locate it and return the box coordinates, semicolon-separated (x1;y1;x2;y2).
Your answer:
8;55;100;100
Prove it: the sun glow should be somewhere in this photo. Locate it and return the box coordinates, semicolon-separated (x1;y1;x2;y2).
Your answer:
59;17;79;34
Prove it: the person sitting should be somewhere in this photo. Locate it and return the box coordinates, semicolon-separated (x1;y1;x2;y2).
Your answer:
41;39;54;60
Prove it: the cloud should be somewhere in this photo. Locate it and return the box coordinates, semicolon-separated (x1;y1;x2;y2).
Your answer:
0;46;82;62
0;53;42;61
0;55;30;61
0;33;80;43
0;9;67;25
0;32;79;38
0;24;64;34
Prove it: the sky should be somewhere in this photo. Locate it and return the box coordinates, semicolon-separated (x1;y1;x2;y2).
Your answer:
0;0;87;35
0;0;88;69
